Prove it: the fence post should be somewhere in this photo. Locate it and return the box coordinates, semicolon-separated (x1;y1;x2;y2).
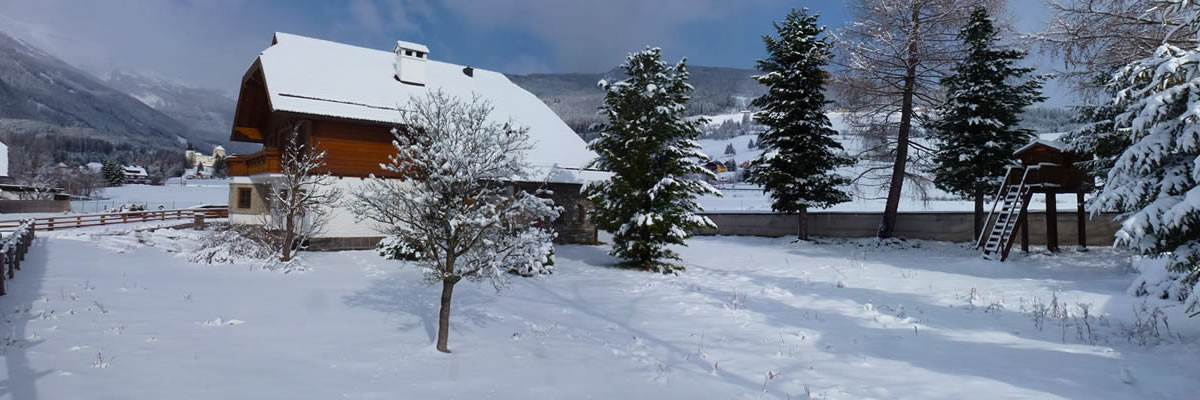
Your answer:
9;246;17;273
48;217;55;231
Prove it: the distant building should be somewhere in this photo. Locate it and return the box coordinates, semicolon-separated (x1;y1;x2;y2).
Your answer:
123;165;149;184
185;144;226;170
0;140;8;178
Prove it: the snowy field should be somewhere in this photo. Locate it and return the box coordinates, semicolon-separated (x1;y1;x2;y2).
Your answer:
694;112;1074;212
3;224;1198;399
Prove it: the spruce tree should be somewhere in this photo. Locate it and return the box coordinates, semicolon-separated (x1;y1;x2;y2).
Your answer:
747;9;852;214
1098;2;1200;289
585;48;719;273
102;161;126;186
1063;72;1127;185
724;143;737;156
929;7;1045;236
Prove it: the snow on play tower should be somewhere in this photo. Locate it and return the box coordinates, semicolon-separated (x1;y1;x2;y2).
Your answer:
977;139;1090;261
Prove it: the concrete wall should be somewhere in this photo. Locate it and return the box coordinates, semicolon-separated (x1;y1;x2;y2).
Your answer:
696;211;1123;246
0;200;71;213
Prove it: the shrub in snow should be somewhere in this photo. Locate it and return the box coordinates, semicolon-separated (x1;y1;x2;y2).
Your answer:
352;91;559;353
1096;1;1200;315
928;7;1045;234
1128;256;1195;302
188;226;276;267
585;48;719;273
748;8;853;214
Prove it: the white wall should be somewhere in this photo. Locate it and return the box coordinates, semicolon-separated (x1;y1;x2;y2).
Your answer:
228;176;394;239
0;141;9;177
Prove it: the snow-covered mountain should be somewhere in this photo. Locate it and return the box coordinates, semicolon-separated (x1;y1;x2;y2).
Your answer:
507;66;766;137
0;29;220;155
103;70;253;153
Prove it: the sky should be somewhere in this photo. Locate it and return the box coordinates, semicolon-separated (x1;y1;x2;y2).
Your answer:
0;0;1065;103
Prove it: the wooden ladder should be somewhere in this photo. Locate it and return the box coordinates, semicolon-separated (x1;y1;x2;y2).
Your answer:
978;167;1036;261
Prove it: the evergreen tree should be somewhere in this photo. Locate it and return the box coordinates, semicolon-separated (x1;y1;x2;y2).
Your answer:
929;7;1045;236
1098;2;1200;291
211;155;229;178
724;143;737;156
585;48;719;273
101;160;126;186
1062;71;1128;185
747;138;756;150
747;9;853;214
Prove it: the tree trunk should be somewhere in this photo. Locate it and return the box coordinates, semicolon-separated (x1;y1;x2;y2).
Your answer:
436;276;461;353
281;211;295;262
973;189;985;240
879;5;921;239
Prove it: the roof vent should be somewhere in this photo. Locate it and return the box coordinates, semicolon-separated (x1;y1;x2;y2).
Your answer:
462;66;474;77
393;40;429;86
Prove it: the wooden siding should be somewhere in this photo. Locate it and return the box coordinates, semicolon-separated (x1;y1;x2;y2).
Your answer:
310;120;402;177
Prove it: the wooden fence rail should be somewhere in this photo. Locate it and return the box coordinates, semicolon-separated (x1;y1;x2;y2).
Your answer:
0;219;36;296
0;207;229;232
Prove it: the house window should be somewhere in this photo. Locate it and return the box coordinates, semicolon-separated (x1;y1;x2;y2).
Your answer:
237;188;252;209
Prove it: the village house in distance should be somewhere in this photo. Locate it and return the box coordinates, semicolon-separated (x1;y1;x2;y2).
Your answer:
225;33;602;249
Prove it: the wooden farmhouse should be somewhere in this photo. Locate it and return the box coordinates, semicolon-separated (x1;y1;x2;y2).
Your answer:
225;33;603;249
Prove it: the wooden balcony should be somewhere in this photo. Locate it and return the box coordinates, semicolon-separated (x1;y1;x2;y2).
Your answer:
227;150;281;176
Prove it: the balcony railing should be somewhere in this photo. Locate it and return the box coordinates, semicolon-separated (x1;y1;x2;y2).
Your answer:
227;150;281;176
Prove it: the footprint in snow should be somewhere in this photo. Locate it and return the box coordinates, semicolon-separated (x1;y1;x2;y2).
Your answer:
199;318;246;327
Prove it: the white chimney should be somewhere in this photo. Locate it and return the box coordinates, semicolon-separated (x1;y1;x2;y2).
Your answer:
393;40;429;86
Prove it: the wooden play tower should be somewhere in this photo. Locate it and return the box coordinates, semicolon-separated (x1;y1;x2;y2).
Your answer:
977;139;1090;261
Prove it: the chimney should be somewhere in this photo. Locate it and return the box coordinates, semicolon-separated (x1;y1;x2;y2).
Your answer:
393;40;429;86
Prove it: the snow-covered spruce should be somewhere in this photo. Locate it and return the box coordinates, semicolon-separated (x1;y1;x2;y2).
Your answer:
747;8;853;214
585;48;719;273
1097;1;1200;312
928;7;1045;233
351;91;559;353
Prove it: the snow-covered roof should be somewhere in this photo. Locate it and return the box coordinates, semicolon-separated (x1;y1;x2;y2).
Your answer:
122;165;148;176
255;32;596;170
1014;139;1067;155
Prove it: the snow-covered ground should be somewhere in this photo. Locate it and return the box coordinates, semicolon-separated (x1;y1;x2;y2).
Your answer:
3;225;1198;399
70;180;229;214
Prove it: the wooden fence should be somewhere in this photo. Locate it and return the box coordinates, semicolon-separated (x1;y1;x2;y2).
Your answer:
0;219;36;296
0;207;229;232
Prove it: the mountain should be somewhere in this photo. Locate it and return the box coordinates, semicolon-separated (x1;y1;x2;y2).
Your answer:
0;31;214;148
507;66;766;135
103;70;253;153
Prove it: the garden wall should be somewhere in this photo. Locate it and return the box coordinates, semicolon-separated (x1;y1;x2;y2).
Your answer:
695;211;1123;246
0;200;71;214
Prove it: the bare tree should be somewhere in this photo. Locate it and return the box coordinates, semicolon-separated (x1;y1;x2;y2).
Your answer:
833;0;1001;238
258;123;341;264
10;152;59;200
1038;0;1197;92
351;91;559;353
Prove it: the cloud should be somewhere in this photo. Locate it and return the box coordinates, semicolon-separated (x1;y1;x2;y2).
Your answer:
444;0;784;72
